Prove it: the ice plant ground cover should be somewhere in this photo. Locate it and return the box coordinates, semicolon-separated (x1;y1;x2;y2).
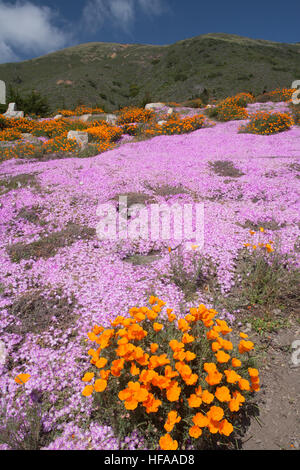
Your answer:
0;97;299;450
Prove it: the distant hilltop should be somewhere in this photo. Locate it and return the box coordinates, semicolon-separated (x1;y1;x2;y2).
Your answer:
0;33;299;112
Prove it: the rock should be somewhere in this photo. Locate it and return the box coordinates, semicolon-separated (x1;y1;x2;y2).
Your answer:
53;114;63;120
67;131;88;148
244;322;252;333
145;103;165;110
87;113;108;123
3;102;24;119
106;114;118;125
0;80;6;105
157;120;167;126
21;133;42;145
167;108;173;115
78;114;92;122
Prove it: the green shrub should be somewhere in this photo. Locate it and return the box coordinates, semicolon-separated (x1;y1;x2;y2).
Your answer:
6;86;50;117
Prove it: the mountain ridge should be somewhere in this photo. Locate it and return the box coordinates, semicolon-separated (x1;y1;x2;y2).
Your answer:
0;33;299;112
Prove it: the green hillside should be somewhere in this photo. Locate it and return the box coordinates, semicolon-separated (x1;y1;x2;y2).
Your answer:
0;33;300;112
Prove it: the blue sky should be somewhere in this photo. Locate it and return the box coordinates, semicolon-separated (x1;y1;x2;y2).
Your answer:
0;0;299;63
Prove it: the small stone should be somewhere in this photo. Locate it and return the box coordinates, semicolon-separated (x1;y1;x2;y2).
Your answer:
145;102;165;110
67;131;88;148
79;114;92;122
106;114;118;125
3;102;24;119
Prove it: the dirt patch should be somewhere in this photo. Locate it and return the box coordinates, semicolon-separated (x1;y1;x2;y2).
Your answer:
124;250;162;266
264;171;278;178
144;183;189;198
251;193;268;203
111;192;156;210
7;223;96;262
237;219;286;231
5;288;77;335
0;173;40;195
31;151;75;162
241;321;300;450
209;160;245;178
16;205;47;226
289;162;300;179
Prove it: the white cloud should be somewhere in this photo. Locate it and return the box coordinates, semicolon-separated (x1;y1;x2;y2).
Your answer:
137;0;165;15
0;1;70;63
82;0;166;33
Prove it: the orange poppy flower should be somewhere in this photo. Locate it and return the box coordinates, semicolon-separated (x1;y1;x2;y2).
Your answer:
150;343;159;354
204;362;217;373
207;330;219;341
95;357;108;369
219;419;234;436
159;434;178;450
224;369;241;384
153;322;163;332
164;410;181;432
238;379;251;391
240;332;249;339
99;369;110;380
94;379;107;392
130;363;140;376
207;405;224;422
169;339;184;351
82;372;95;382
193;412;209;428
188;394;202;408
189;425;202;438
124;398;138;410
178;318;190;332
215;386;231;402
248;368;259;378
15;373;31;385
185;351;196;361
201;389;214;404
215;350;231;363
82;385;94;397
211;341;222;352
238;340;254;354
205;370;223;386
182;333;195;344
231;358;242;368
166;381;181;402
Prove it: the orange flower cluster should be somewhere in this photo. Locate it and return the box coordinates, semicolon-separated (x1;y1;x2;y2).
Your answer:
42;133;78;154
84;123;123;143
0;129;23;141
117;107;154;124
82;297;260;450
230;92;255;107
244;228;275;253
256;88;296;103
0;116;88;138
240;111;294;135
291;105;300;125
211;99;249;122
143;115;208;137
56;106;105;116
